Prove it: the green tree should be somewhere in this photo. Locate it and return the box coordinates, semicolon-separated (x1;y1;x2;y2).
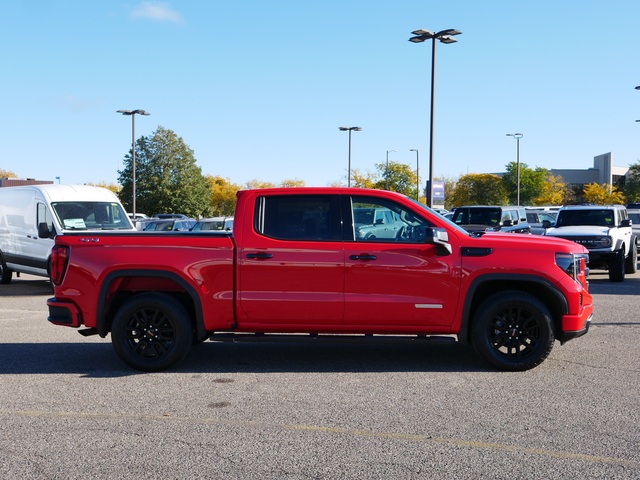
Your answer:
502;162;548;205
623;162;640;202
207;175;241;216
118;126;213;217
583;183;625;205
373;161;417;197
245;179;277;189
87;182;121;195
449;173;508;207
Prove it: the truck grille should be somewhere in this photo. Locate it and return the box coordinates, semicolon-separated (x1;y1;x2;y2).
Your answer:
552;236;603;249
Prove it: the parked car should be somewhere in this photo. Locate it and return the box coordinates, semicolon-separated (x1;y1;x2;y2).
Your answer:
451;206;530;234
191;217;234;231
143;219;196;232
627;209;640;239
353;207;405;240
526;209;557;235
154;214;190;219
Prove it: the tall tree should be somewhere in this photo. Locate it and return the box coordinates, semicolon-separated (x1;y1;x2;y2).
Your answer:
351;169;378;189
582;183;625;205
502;162;548;205
118;126;212;217
207;175;241;216
245;179;277;189
623;162;640;202
280;179;306;188
373;161;417;197
87;182;121;195
534;174;568;206
449;173;508;207
0;168;17;178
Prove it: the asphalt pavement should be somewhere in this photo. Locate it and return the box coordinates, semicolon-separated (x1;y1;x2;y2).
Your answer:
0;272;638;479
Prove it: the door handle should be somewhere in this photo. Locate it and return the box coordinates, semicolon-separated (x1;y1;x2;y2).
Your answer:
349;254;377;261
246;253;274;259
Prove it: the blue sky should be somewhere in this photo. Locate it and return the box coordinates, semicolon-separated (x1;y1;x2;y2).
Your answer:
2;1;639;188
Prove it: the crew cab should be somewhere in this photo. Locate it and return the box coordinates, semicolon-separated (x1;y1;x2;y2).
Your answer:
47;188;593;372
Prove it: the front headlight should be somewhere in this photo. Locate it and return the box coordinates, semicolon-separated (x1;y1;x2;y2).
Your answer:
596;236;612;247
556;252;589;289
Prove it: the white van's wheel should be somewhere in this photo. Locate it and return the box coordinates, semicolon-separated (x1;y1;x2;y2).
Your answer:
0;253;13;284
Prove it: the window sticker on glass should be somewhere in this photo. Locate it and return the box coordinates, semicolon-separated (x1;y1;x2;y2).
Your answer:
64;219;86;229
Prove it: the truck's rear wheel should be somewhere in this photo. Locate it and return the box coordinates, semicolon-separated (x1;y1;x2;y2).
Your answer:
111;292;193;371
625;243;637;274
0;253;13;285
471;291;554;371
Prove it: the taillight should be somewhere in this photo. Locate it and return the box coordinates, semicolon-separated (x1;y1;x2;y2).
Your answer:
50;246;69;285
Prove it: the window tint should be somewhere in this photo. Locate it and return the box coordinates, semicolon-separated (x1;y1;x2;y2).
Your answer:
256;195;342;241
351;195;433;243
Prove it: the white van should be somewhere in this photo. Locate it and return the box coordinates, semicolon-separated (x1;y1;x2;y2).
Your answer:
0;184;135;284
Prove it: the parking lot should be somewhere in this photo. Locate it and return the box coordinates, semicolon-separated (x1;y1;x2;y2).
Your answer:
1;272;639;479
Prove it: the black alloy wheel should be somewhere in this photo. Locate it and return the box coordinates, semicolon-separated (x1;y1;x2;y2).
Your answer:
111;292;193;371
471;291;554;371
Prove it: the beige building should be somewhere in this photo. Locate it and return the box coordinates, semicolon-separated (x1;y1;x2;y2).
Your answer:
550;153;628;191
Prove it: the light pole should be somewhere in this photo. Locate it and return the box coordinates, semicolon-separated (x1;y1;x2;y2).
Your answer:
117;109;150;216
506;133;523;205
409;28;461;207
339;127;361;187
410;149;420;201
386;149;397;190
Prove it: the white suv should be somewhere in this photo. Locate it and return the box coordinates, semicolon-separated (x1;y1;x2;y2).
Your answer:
543;204;637;282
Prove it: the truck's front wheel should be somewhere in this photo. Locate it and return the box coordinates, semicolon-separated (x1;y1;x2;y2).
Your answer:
471;291;554;371
0;252;13;285
111;292;193;371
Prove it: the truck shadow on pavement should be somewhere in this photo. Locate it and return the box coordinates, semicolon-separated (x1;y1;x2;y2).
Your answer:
0;340;492;376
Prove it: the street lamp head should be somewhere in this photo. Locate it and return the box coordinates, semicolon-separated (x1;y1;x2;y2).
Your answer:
635;86;640;90
439;36;457;44
506;133;523;139
339;127;361;131
438;29;462;36
410;149;419;152
411;29;434;36
117;109;150;116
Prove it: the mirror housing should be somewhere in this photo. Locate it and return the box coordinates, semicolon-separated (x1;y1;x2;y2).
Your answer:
541;220;552;229
422;227;452;256
38;222;53;239
620;219;631;228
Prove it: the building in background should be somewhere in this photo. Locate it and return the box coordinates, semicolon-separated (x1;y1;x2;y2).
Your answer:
0;178;53;188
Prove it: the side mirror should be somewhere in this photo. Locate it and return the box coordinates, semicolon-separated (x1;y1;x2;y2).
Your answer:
38;222;53;239
541;220;552;229
620;219;631;228
422;227;452;256
502;219;513;227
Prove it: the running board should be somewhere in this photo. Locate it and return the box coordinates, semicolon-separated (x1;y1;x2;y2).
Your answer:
208;332;457;345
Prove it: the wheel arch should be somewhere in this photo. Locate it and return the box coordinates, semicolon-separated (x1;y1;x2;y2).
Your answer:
96;269;206;341
458;274;568;345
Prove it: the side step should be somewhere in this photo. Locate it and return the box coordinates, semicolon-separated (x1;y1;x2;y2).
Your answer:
208;332;457;345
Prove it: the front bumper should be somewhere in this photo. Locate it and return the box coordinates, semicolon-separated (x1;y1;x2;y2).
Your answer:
559;310;593;344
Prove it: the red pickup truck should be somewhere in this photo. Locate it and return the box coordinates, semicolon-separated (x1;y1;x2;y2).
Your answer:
47;188;593;372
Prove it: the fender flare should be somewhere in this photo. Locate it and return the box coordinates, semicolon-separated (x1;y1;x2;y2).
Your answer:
96;269;206;340
458;273;569;345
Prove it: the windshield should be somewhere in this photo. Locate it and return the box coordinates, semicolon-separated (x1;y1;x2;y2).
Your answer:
52;201;133;230
452;207;501;226
555;209;615;227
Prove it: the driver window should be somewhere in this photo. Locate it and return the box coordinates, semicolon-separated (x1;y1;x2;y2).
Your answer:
351;195;432;243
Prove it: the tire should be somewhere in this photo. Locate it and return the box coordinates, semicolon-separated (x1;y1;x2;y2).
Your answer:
0;252;13;285
471;291;555;371
111;292;193;371
625;242;637;274
609;249;625;282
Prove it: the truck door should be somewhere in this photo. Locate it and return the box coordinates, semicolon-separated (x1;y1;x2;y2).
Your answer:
343;195;462;327
237;194;345;325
